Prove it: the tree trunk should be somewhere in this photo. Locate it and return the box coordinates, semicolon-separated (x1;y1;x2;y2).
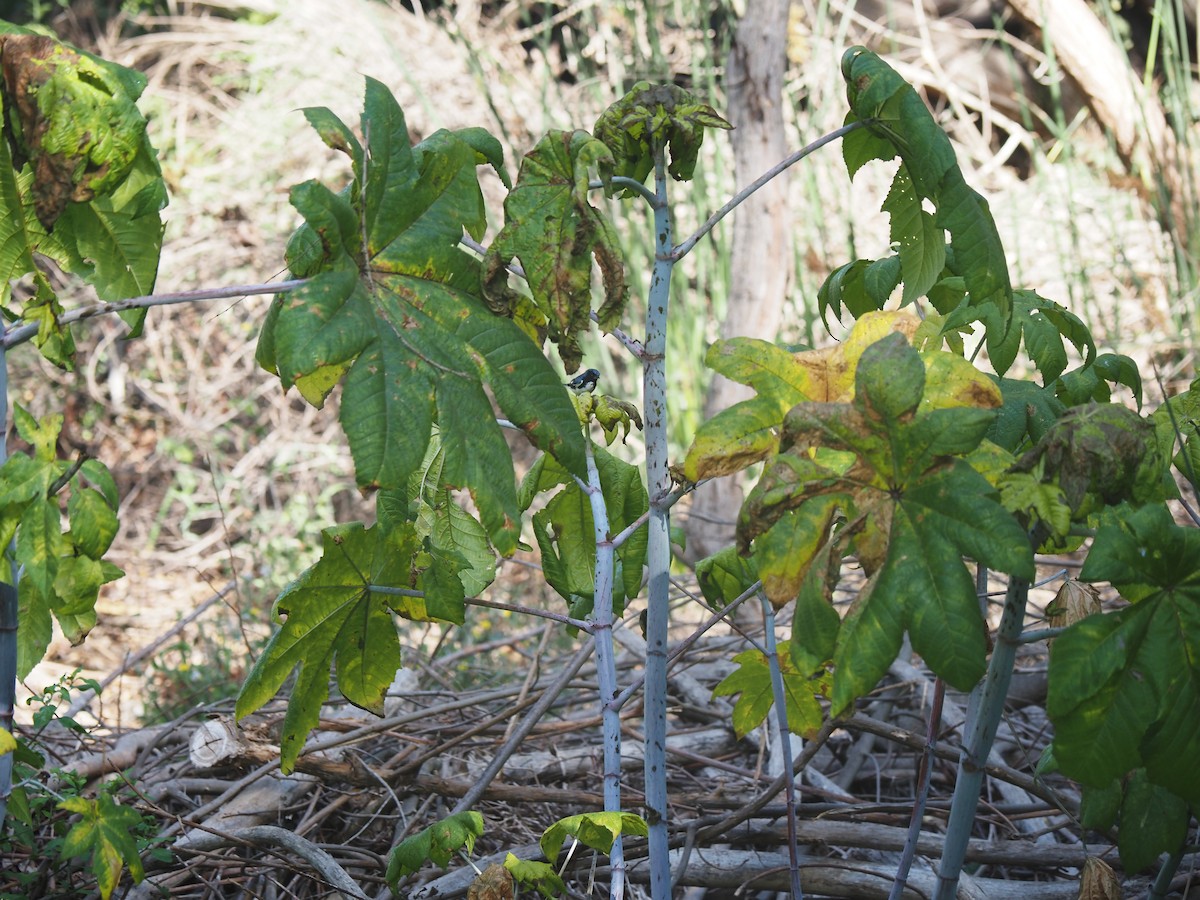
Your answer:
684;0;793;563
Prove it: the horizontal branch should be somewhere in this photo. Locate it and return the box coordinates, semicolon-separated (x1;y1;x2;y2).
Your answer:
3;280;308;350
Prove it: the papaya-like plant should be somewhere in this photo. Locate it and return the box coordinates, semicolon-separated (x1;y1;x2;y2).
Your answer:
2;18;1197;900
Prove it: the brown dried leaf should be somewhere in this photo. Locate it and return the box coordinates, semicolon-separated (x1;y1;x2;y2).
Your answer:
1079;855;1121;900
1047;580;1102;631
467;863;514;900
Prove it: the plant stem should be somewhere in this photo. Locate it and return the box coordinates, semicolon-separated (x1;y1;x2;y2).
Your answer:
583;439;627;899
0;343;15;832
888;675;945;900
1149;842;1185;899
932;576;1029;900
641;144;674;900
759;592;804;900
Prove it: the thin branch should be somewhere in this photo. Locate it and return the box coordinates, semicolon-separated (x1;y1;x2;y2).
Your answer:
465;596;592;632
671;120;870;260
3;280;308;350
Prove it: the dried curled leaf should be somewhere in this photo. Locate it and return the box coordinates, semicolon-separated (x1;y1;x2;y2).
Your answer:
468;863;515;900
1079;856;1121;900
0;33;145;226
1046;580;1101;633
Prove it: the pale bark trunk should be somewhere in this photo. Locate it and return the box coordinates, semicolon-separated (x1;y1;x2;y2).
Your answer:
684;0;793;562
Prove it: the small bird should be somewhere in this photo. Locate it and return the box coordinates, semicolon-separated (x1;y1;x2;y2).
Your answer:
566;368;600;393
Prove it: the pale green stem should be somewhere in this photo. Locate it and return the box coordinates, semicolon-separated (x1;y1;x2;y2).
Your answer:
583;439;626;899
933;576;1029;900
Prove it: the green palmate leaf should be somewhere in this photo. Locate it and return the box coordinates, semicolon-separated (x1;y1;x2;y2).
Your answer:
712;641;826;738
262;82;588;554
0;26;166;345
987;377;1065;452
505;854;567;899
527;447;648;618
695;545;758;609
1116;770;1189;873
739;325;1033;712
840;46;1012;325
1049;505;1200;803
592;81;732;192
944;290;1095;381
236;522;445;771
540;812;649;863
482;129;627;371
1058;352;1143;408
386;811;485;886
58;793;146;900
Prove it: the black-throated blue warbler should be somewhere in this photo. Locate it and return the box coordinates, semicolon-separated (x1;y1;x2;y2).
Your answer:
566;368;600;393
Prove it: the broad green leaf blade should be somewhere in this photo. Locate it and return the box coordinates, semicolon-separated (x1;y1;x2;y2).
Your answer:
386;811;485;886
270;270;375;401
57;141;165;306
882;166;945;304
16;580;53;680
878;504;988;691
841;112;897;178
831;571;904;716
434;375;521;555
1048;603;1167;785
531;447;647;615
418;501;496;597
856;331;924;421
695;546;758;609
236;523;428;771
423;284;587;478
359;76;418;252
505;854;566;899
713;643;825;738
67;487;119;559
703;337;816;407
17;497;66;600
301;106;362;159
58;794;146;900
540;812;649;863
901;462;1035;578
594;446;649;603
1116;770;1189;873
841;47;1012;324
791;538;848;675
